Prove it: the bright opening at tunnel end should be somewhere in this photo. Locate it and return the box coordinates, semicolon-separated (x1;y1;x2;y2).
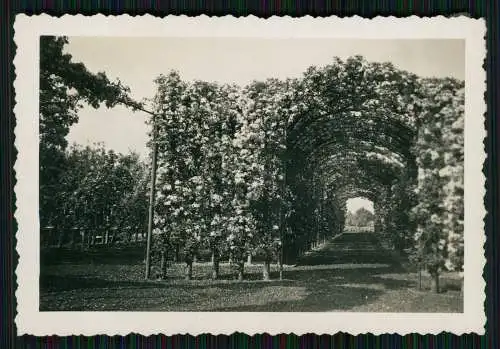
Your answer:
346;197;374;214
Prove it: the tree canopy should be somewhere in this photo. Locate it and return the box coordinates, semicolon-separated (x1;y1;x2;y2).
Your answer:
346;208;375;227
40;36;142;229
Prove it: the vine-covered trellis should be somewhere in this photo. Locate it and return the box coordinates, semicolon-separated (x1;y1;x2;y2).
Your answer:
150;56;464;291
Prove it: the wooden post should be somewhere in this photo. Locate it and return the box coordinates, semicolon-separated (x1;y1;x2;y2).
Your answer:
145;117;158;280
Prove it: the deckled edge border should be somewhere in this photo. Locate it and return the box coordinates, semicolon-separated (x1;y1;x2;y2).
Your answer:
12;14;487;336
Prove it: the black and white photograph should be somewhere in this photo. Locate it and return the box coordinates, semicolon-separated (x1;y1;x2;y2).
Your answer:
14;15;486;335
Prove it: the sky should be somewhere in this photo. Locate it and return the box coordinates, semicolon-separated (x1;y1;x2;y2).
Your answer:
346;197;374;214
63;37;464;213
65;37;465;157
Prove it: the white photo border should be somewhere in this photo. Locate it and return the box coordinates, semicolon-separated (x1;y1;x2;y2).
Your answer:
13;14;487;336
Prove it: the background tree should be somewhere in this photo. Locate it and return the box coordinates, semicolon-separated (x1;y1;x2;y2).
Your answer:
40;36;140;238
350;208;375;227
49;144;148;248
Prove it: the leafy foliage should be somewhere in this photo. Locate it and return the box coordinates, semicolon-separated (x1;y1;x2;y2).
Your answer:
40;36;142;229
410;78;465;274
42;144;148;246
346;208;375;227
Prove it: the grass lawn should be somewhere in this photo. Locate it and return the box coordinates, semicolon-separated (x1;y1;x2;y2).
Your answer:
40;236;463;312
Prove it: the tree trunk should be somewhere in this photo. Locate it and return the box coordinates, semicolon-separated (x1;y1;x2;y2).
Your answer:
175;244;180;262
81;230;85;248
430;272;440;293
69;229;76;248
460;272;464;293
418;267;422;290
185;261;193;281
263;259;271;281
160;251;167;279
278;256;283;280
211;250;219;280
247;253;252;265
237;262;244;281
57;230;65;248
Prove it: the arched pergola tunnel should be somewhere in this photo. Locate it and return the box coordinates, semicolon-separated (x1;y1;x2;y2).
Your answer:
282;136;416;264
279;58;419;265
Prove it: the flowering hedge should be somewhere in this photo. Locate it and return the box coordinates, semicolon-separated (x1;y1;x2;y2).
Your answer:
150;57;464;285
411;78;465;279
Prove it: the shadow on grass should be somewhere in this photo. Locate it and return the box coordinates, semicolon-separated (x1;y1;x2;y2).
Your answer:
276;265;416;295
42;233;445;311
40;274;165;292
211;284;384;312
40;261;417;312
39;232;464;312
40;271;298;293
41;245;146;266
40;276;387;312
296;232;403;266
